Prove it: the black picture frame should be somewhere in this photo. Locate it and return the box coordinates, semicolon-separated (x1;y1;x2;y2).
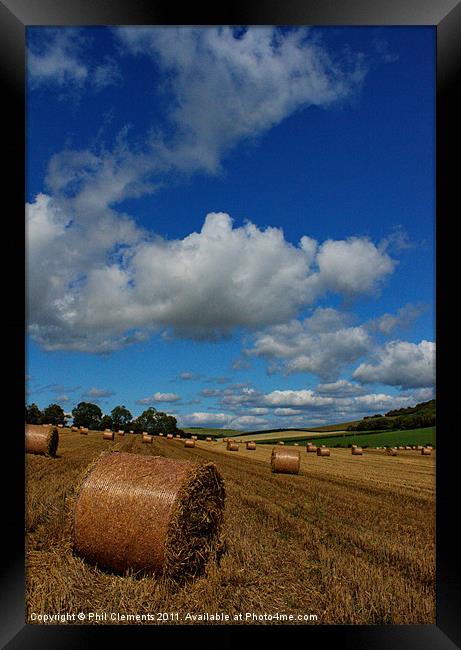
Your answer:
3;0;459;647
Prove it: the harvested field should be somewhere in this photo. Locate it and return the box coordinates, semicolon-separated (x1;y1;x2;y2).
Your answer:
26;431;435;625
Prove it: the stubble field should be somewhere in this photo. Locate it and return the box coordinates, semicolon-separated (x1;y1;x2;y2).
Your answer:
26;429;435;625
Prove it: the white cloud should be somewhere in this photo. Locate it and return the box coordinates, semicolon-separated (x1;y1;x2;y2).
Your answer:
27;203;397;352
367;303;427;335
316;379;367;397
247;309;372;380
140;392;181;403
82;387;114;398
116;26;367;173
352;340;435;388
177;412;233;427
263;389;336;409
28;29;121;91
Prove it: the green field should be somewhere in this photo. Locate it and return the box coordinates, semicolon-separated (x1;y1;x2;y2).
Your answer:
281;426;436;448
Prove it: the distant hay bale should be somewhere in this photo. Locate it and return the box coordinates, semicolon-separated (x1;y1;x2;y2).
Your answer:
421;447;432;455
405;446;412;450
102;431;115;441
142;434;153;444
159;433;164;437
129;430;134;434
352;444;357;448
277;441;285;445
246;441;256;450
25;424;59;457
184;439;195;448
71;426;79;432
271;446;300;475
206;437;212;442
398;446;404;450
72;451;225;582
118;430;124;435
227;442;239;451
191;435;198;441
57;424;63;428
293;443;299;446
317;447;330;457
80;428;88;435
385;448;397;456
351;447;363;455
306;444;317;453
166;434;174;439
416;445;423;450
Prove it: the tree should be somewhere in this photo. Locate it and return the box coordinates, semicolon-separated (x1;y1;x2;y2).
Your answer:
42;403;65;425
72;402;103;430
26;403;43;424
134;407;158;434
111;405;132;431
100;415;113;431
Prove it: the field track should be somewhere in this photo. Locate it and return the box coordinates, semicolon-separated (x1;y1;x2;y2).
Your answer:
26;430;435;625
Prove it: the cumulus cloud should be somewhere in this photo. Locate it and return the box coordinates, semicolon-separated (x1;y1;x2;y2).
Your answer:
352;340;435;388
82;387;114;398
247;308;372;380
367;303;427;335
137;392;181;404
27;204;397;352
116;26;367;173
315;379;367;397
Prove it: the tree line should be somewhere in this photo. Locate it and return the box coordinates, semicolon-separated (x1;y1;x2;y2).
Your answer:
346;399;436;432
25;402;181;436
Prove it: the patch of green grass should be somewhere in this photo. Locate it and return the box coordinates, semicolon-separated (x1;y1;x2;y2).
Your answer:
282;427;436;448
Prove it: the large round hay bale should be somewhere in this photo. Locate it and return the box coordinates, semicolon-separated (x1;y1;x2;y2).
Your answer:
405;446;412;450
184;439;195;448
80;428;88;435
271;447;300;474
102;431;115;441
306;444;317;453
159;432;164;437
129;430;134;434
421;447;432;455
71;426;79;432
118;430;125;436
176;434;181;439
25;424;59;457
57;424;63;428
246;441;256;450
166;433;174;439
72;451;225;581
191;435;198;441
317;447;330;457
142;434;153;444
277;441;285;445
206;437;212;442
351;447;363;455
227;442;239;451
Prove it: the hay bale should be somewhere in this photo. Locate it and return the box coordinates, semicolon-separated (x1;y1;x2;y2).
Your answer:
80;428;88;435
293;443;299;446
176;434;181;439
102;431;115;441
166;433;174;439
227;442;239;451
25;424;59;457
277;441;285;445
118;430;124;435
142;434;153;444
405;446;412;450
71;426;79;432
351;447;363;455
421;447;432;455
191;435;198;441
57;424;63;428
317;447;330;457
129;430;134;434
385;448;397;456
306;444;317;453
159;432;164;437
184;439;195;448
206;437;212;442
246;441;256;450
72;451;225;582
271;446;300;475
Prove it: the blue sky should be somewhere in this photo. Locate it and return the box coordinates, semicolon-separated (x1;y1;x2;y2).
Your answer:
26;26;435;429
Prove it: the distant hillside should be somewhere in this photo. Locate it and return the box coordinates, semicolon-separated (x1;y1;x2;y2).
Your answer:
347;399;436;432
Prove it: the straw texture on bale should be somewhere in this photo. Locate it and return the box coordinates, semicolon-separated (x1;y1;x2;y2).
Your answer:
72;451;225;582
102;431;115;441
166;434;174;439
271;446;300;475
351;447;363;455
421;447;432;455
226;442;239;451
142;434;153;444
184;439;195;448
306;445;317;453
25;424;59;457
317;447;330;457
246;441;256;450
